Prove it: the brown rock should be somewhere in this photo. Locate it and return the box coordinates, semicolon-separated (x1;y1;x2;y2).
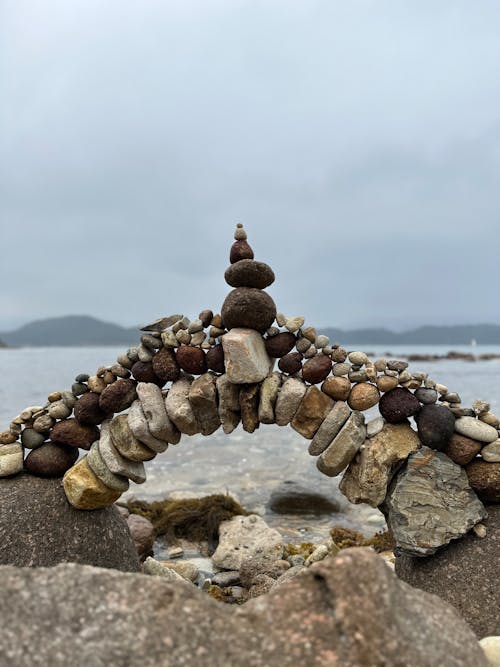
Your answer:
63;458;122;509
131;361;163;386
99;379;138;414
51;419;99;450
376;375;399;392
126;513;155;560
74;392;108;426
278;352;303;374
230;239;254;263
466;460;500;502
291;386;333;439
301;355;332;384
348;383;380;411
264;332;296;358
221;288;277;333
225;259;275;289
442;433;482;465
206;344;225;374
152;347;181;383
0;431;17;445
176;346;207;375
188;374;221;436
321;376;351;401
239;384;260;433
25;443;79;477
109;415;156;462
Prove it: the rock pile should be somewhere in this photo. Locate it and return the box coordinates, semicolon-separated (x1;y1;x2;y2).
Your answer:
1;224;499;557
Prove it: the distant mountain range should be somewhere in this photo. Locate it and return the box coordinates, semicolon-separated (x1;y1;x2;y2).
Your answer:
1;315;500;347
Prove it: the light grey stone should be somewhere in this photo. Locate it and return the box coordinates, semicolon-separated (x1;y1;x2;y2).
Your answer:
308;401;351;456
221;328;272;384
47;400;72;420
455;416;498;443
480;637;500;666
165;377;200;436
188;373;221;436
127;401;169;453
21;428;45;450
317;411;366;476
275;377;307;426
216;374;241;434
98;420;146;484
258;372;281;424
366;416;385;438
415;388;438;404
137;382;181;444
212;514;283;570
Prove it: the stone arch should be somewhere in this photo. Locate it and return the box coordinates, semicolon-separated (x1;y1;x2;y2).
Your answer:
1;224;499;557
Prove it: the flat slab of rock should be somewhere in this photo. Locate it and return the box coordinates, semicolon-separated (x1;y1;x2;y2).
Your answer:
216;374;241;434
291;386;333;439
317;411;366;476
221;328;272;384
212;514;283;570
0;549;488;666
137;382;180;444
396;504;500;639
384;447;487;556
165;377;200;436
455;416;498;443
308;401;350;455
0;474;139;570
188;373;221;436
275;377;307;426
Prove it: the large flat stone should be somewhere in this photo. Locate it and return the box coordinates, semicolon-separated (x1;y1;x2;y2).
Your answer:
221;328;272;384
136;382;180;444
275;377;307;426
63;458;123;510
165;377;200;436
188;373;221;436
291;386;333;439
317;411;366;476
308;401;351;456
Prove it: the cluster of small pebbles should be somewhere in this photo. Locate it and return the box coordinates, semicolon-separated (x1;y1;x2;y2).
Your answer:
1;225;499;556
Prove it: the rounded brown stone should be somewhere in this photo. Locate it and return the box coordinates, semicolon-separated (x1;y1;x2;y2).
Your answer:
415;404;456;450
376;375;399;392
176;346;207;375
131;361;164;386
225;259;275;289
348;383;380;411
199;309;213;327
442;433;482;466
465;460;500;502
152;347;181;383
278;352;303;374
99;379;137;414
221;288;277;333
322;376;351;401
265;332;296;358
302;355;332;384
230;239;254;263
74;392;109;426
206;344;225;374
379;387;420;423
25;442;79;477
51;419;99;450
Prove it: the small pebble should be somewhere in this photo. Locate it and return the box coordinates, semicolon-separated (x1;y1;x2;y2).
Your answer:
199;310;213;327
87;376;106;394
303;346;317;359
348;351;369;366
315;335;329;349
285;316;305;333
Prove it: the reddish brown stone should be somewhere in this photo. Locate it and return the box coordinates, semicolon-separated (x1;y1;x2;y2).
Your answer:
25;443;78;477
74;392;109;426
221;288;277;333
176;346;207;375
199;309;213;327
99;379;137;414
152;347;180;383
301;355;332;384
230;240;254;263
206;344;225;374
379;387;420;423
225;259;275;289
442;433;482;466
131;361;163;386
51;419;99;450
278;352;303;375
265;332;296;358
348;383;380;411
465;460;500;502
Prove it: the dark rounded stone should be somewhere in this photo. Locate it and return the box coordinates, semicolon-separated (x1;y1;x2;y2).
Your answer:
206;344;225;374
379;387;421;424
131;361;164;386
0;474;140;570
302;355;333;384
221;287;277;333
199;309;213;328
25;443;78;477
151;347;181;383
176;346;207;375
99;379;138;414
415;404;456;450
225;259;275;289
278;352;303;374
442;433;482;466
230;239;254;264
51;419;99;450
265;332;296;358
465;460;500;502
74;392;109;426
21;428;45;450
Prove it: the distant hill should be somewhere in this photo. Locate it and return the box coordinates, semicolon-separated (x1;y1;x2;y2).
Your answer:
1;316;500;347
0;315;140;347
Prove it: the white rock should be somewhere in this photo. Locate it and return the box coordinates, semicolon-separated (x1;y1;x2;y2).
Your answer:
275;377;307;426
211;514;283;570
161;330;178;348
165;377;200;436
221;328;272;384
480;636;500;666
455;417;498;443
137;382;180;444
0;443;23;477
128;401;169;452
315;335;329;349
481;440;500;462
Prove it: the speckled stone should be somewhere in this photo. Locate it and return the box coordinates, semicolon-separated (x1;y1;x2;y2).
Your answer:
51;419;100;450
222;328;272;384
131;361;163;386
86;441;130;492
165;377;200;436
136;382;180;445
176;346;207;375
63;457;122;509
466;460;500;502
455;417;498;444
24;443;78;477
127;401;169;453
98;419;147;484
151;346;181;383
258;372;281;424
379;387;421;423
188;374;221;436
221;287;277;333
301;355;332;384
74;392;109;426
291;386;333;439
109;415;156;462
216;374;241;434
225;259;275;289
264;332;296;358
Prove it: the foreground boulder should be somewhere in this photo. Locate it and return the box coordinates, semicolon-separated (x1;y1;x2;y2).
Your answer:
0;474;140;571
396;504;500;639
0;549;487;666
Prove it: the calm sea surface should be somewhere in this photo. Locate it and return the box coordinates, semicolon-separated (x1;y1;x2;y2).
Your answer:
1;344;499;540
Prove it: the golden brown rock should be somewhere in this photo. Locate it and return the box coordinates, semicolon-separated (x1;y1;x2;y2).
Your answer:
0;431;17;445
465;460;500;502
377;375;399;393
63;458;122;509
322;376;351;401
291;386;334;439
348;383;380;411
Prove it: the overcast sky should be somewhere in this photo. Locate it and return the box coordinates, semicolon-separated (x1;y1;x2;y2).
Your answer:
1;1;499;333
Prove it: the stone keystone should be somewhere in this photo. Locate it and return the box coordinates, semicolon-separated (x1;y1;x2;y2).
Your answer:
221;328;273;384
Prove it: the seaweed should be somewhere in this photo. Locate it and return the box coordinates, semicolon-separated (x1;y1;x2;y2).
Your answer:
330;525;394;553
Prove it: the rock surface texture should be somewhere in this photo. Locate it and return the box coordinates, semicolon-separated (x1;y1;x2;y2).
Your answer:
0;549;488;667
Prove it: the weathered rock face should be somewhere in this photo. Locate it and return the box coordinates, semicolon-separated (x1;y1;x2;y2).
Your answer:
0;474;140;570
275;377;307;426
0;549;488;667
383;447;487;556
396;504;500;639
165;377;200;436
109;415;156;462
288;385;332;439
212;514;283;570
222;328;272;384
136;382;180;444
339;423;421;507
